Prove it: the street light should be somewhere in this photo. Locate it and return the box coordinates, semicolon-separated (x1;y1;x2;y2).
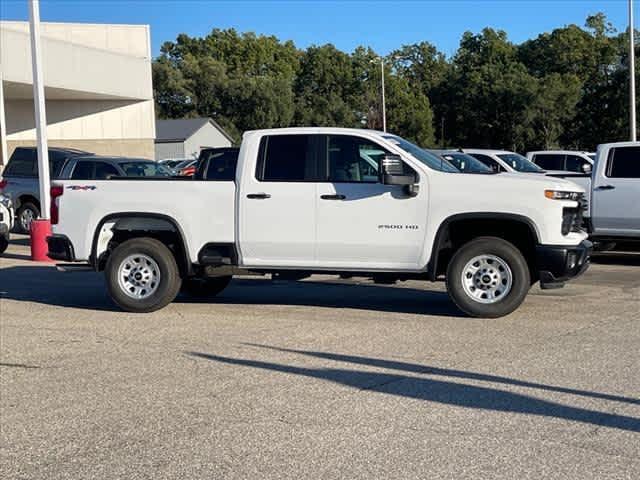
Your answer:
630;0;637;142
371;57;386;132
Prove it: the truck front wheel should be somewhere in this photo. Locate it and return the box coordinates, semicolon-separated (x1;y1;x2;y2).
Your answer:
105;237;182;313
446;237;530;318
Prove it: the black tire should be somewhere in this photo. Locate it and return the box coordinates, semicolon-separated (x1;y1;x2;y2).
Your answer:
0;236;8;254
446;237;530;318
105;237;182;313
16;202;40;234
182;276;232;297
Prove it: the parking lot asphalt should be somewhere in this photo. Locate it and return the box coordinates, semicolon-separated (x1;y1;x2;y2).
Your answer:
1;235;639;479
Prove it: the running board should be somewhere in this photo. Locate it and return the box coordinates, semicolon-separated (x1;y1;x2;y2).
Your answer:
56;263;93;273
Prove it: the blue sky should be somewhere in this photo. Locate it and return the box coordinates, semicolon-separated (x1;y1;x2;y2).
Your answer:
0;0;635;57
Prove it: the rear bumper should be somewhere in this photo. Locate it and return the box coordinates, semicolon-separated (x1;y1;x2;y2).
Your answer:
536;240;592;289
46;234;75;262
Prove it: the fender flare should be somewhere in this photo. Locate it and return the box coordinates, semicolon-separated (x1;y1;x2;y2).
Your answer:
426;213;540;281
90;212;191;274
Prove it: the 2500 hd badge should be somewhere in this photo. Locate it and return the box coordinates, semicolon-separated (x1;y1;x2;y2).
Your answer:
378;224;419;230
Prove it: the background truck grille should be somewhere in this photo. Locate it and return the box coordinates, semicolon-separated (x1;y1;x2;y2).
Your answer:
562;194;586;235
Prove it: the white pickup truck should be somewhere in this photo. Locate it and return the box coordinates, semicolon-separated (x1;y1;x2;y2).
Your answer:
47;128;591;318
529;142;640;246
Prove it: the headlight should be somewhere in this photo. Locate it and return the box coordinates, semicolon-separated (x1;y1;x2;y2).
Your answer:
0;194;11;209
544;190;582;201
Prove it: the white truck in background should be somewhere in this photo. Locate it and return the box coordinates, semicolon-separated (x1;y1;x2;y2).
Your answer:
47;128;591;318
529;143;640;246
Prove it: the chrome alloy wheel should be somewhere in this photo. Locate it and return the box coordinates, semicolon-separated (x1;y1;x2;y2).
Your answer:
20;208;35;232
461;254;513;304
117;254;161;300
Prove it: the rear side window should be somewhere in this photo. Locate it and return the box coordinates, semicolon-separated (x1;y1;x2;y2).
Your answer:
534;154;565;170
5;149;36;177
256;135;316;182
71;161;95;180
607;146;640;178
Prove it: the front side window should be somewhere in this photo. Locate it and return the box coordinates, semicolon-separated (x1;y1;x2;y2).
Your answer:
607;146;640;178
565;155;589;173
71;161;95;180
257;135;316;182
327;135;387;183
202;150;239;181
534;154;565;171
497;153;544;173
468;153;503;172
94;162;120;180
119;162;171;177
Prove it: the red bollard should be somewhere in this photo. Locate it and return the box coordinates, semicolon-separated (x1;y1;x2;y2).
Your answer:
30;219;54;262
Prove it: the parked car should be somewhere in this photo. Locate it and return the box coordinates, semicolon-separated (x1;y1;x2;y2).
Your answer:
463;149;546;174
0;194;14;254
58;156;173;180
426;149;494;174
177;159;198;177
525;150;594;193
0;146;93;233
526;150;594;174
48;127;590;318
159;158;191;175
582;142;640;245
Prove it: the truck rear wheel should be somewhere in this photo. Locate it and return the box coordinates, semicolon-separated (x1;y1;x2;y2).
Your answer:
182;276;232;297
105;237;182;313
446;237;530;318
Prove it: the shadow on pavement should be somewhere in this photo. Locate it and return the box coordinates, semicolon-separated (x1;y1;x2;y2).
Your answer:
0;267;461;316
591;252;640;267
176;278;462;317
187;348;640;433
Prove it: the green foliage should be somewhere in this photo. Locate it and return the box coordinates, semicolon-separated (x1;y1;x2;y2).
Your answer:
153;13;636;151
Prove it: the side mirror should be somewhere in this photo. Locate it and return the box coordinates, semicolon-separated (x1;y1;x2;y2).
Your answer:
581;163;592;174
380;154;416;186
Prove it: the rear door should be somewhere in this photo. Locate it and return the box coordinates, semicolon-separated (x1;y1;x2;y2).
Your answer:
316;134;426;270
238;134;321;267
592;145;640;237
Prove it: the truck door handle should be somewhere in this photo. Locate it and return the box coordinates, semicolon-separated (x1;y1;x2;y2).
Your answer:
247;192;271;199
320;194;346;200
596;185;616;190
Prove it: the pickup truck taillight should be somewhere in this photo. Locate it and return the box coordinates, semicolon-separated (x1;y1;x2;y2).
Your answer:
0;179;7;191
50;185;64;225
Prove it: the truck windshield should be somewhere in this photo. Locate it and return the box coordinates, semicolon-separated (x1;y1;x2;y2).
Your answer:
382;135;459;172
497;153;545;173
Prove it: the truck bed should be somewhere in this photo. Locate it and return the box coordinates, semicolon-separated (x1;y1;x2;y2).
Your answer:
54;179;236;263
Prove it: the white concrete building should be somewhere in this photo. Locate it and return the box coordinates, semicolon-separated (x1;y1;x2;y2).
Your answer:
155;118;234;160
0;21;156;166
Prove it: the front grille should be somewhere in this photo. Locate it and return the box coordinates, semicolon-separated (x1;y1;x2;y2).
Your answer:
562;193;586;235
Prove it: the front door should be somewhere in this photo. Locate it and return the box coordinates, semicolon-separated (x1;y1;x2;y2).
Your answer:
315;134;426;270
592;145;640;237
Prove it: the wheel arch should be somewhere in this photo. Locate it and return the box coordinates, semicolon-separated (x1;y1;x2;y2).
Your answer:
90;212;192;276
427;213;540;281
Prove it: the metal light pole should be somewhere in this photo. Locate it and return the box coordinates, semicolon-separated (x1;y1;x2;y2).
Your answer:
630;0;637;141
380;58;386;132
28;0;53;261
29;0;51;219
